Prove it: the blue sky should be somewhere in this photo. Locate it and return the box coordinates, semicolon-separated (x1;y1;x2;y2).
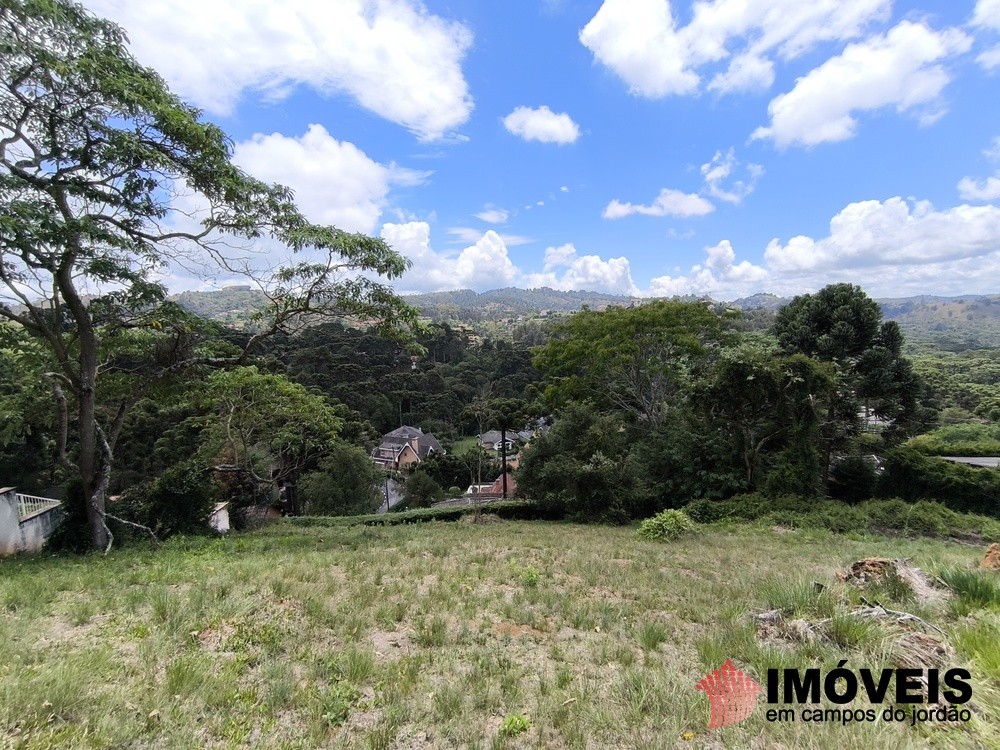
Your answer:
86;0;1000;299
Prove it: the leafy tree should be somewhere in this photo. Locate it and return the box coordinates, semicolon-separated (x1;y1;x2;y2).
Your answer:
700;340;834;490
114;459;218;539
516;402;640;523
632;412;747;506
298;443;383;516
0;1;415;550
199;367;342;496
911;349;1000;424
403;470;443;509
420;449;480;491
0;327;56;490
534;301;729;428
772;284;923;484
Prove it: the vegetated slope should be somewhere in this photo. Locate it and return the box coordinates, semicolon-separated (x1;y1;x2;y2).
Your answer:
402;287;646;322
170;287;1000;349
171;287;268;327
879;295;1000;350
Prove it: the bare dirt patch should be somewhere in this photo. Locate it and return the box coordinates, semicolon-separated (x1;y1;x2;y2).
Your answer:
372;628;412;658
838;557;949;604
492;621;547;639
981;543;1000;571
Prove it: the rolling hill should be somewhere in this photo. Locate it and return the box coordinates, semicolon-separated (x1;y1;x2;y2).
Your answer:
169;287;1000;351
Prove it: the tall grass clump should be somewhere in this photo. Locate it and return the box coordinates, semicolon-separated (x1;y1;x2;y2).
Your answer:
938;568;1000;609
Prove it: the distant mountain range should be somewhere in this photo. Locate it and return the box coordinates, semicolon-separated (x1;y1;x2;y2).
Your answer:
170;287;1000;351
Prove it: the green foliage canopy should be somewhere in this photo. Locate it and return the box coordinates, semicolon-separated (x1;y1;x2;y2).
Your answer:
772;284;926;487
298;443;383;517
0;0;416;549
200;367;342;487
534;301;729;427
515;402;640;523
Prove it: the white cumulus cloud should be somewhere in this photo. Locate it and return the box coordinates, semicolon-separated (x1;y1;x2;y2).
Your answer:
382;223;518;293
580;0;697;97
232;124;427;234
974;0;1000;31
647;240;769;298
958;138;1000;200
974;1;1000;71
85;0;474;141
474;207;509;224
763;198;1000;273
979;46;1000;70
641;195;1000;299
957;175;1000;201
708;53;775;94
381;226;637;294
700;148;764;204
502;106;581;144
752;22;971;148
522;244;639;295
579;0;890;98
604;188;715;219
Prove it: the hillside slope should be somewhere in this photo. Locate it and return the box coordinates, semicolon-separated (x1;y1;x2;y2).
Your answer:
169;287;1000;350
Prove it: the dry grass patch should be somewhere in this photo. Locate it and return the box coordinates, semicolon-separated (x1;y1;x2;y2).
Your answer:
0;522;996;748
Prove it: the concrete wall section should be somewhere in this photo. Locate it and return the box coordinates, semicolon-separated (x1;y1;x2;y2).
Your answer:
0;488;20;556
0;488;64;556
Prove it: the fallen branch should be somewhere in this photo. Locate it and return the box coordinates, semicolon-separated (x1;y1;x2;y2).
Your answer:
856;596;946;636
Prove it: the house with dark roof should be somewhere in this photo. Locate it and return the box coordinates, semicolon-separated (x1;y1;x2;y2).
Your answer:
477;427;537;454
371;426;445;471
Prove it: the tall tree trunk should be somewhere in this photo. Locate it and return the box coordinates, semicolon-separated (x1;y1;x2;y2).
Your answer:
58;264;110;551
78;366;110;550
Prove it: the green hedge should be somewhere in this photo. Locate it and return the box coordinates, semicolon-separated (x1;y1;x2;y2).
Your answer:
877;447;1000;517
287;500;543;528
682;492;1000;542
906;424;1000;457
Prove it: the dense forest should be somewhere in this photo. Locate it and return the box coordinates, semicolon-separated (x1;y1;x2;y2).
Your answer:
2;0;999;550
6;278;1000;546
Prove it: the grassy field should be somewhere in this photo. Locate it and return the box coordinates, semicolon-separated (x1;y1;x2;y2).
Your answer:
1;519;998;749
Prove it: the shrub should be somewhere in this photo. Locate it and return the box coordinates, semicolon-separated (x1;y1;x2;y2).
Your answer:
114;460;218;539
803;504;870;534
683;498;729;523
637;509;697;541
299;443;383;516
498;714;531;738
828;456;879;504
288;499;543;528
863;498;912;533
902;500;949;537
402;471;443;509
907;423;1000;457
677;493;1000;542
